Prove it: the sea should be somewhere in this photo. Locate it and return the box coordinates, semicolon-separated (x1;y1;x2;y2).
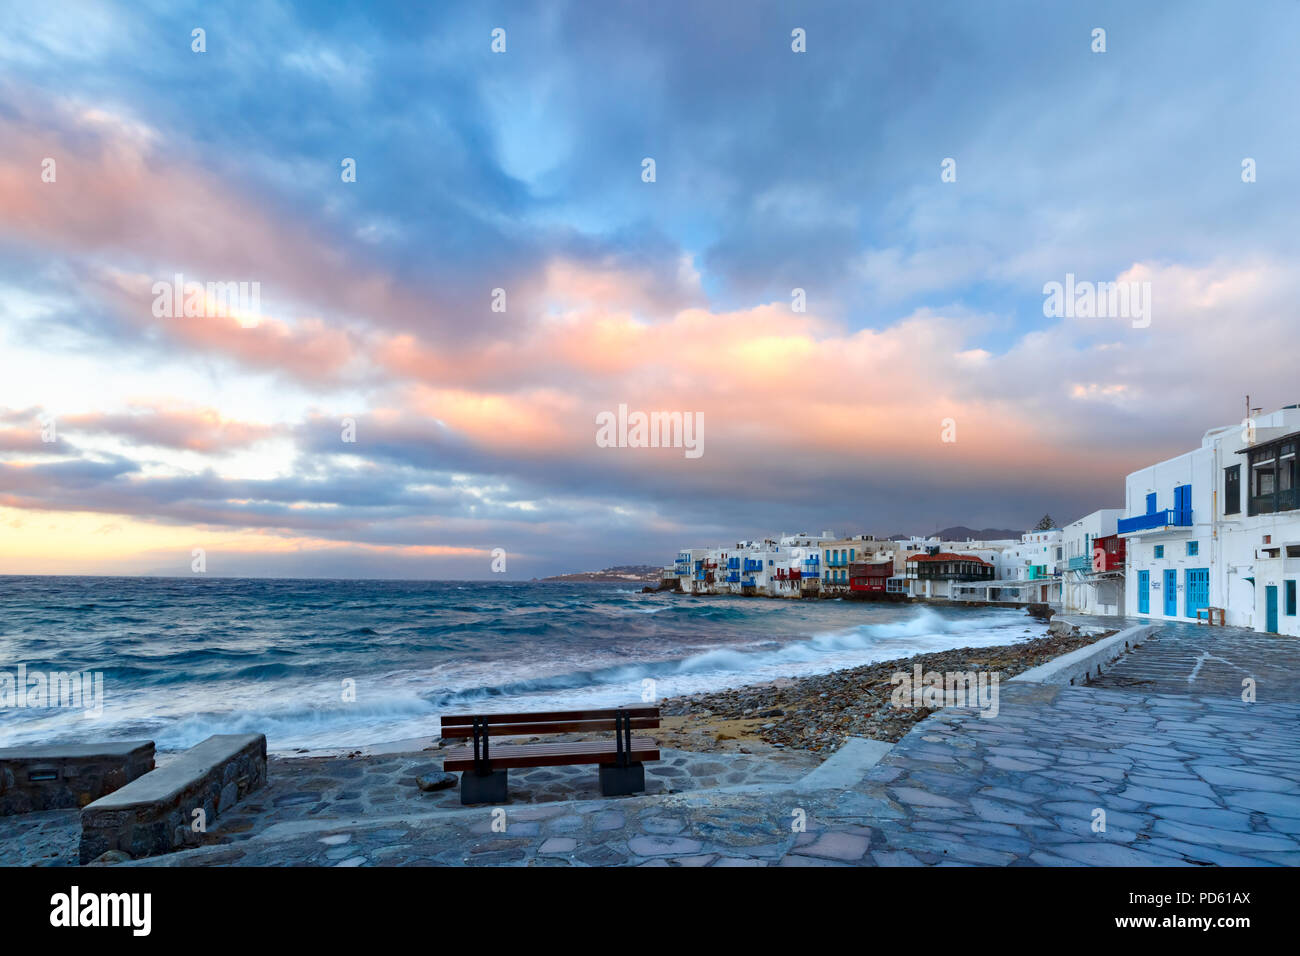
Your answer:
0;577;1046;752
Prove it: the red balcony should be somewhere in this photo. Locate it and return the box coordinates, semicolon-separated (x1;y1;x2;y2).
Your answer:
1092;534;1126;573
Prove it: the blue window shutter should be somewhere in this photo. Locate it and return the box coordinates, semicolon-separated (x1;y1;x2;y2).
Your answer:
1146;492;1157;515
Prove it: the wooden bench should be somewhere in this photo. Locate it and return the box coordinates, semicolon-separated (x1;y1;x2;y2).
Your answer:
440;706;660;804
1197;606;1226;625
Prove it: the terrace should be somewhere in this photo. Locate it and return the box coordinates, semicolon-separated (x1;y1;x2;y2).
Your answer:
1117;508;1193;535
1239;433;1299;517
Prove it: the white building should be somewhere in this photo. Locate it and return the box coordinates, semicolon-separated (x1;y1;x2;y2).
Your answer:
1121;404;1300;634
1060;509;1125;614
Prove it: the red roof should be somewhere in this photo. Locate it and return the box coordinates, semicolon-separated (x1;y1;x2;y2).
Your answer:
905;552;992;567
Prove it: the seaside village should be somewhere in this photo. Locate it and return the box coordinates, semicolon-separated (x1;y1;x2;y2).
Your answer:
664;403;1300;639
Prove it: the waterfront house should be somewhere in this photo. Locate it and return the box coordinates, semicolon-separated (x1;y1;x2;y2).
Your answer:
1060;509;1126;614
1122;403;1300;634
822;536;896;594
904;552;995;598
849;560;893;593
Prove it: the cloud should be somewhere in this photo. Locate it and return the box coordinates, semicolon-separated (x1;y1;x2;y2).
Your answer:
3;1;1300;575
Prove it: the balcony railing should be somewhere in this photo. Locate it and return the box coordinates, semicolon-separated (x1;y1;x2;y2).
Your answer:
1067;555;1091;572
1250;489;1299;516
1117;509;1192;535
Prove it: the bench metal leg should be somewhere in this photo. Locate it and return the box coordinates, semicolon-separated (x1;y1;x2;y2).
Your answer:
598;761;645;797
460;769;508;805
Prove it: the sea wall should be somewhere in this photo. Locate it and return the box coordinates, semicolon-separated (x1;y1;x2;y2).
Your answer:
79;733;266;864
0;741;156;816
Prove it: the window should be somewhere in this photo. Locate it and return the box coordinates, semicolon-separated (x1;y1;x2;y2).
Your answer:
1224;464;1240;515
1251;447;1277;515
1154;545;1164;559
1283;443;1296;508
1252;449;1276;495
1187;541;1198;556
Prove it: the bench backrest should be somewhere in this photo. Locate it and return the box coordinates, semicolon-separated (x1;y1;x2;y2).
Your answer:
440;706;660;739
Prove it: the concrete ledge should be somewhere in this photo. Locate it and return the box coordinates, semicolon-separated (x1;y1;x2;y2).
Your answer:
1010;624;1158;686
795;737;893;792
0;741;155;816
79;733;266;864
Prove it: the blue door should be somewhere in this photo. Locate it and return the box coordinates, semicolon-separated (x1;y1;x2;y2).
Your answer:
1163;569;1178;616
1266;586;1279;632
1138;570;1149;613
1185;568;1209;620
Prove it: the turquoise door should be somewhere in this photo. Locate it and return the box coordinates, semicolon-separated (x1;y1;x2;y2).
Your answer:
1138;570;1149;613
1185;568;1209;620
1266;586;1279;632
1163;569;1177;616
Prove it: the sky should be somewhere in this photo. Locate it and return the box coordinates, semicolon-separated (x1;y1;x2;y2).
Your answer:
1;0;1299;579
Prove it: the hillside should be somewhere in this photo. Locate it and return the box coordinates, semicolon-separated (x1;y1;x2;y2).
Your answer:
536;564;663;583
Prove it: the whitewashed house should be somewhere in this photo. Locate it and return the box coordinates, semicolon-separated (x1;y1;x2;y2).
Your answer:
1060;509;1126;614
1121;404;1300;634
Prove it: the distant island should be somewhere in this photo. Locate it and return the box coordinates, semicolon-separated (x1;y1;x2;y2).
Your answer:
536;564;662;583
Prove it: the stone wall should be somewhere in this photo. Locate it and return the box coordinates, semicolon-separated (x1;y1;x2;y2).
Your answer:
79;733;266;864
0;741;155;816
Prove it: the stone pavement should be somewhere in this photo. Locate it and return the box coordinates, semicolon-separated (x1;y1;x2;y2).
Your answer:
1089;621;1300;701
10;622;1298;867
1;745;819;866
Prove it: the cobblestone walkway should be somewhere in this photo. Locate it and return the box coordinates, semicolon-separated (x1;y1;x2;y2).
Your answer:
114;622;1299;867
1089;621;1300;701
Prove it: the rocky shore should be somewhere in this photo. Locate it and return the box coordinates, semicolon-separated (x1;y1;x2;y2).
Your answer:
657;627;1115;756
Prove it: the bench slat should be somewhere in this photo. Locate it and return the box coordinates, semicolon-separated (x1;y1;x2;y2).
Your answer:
440;706;659;729
440;717;660;738
441;737;659;772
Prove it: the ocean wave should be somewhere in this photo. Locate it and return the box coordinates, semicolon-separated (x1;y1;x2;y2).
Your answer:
0;578;1043;751
422;606;1037;711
